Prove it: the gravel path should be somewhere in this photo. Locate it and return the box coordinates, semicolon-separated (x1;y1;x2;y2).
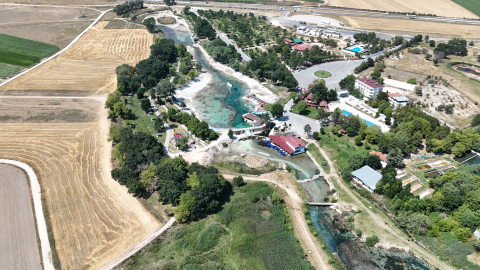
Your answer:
0;160;54;270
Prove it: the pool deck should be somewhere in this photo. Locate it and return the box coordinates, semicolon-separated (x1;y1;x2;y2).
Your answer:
330;98;390;132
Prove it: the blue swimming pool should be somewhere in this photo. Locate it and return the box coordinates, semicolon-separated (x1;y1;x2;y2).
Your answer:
342;110;379;127
349;47;363;52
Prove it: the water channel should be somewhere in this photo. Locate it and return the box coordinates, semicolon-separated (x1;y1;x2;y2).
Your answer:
160;24;432;270
159;26;254;129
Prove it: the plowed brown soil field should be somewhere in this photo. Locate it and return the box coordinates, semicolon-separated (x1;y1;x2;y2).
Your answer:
0;120;161;270
327;0;478;18
0;21;153;93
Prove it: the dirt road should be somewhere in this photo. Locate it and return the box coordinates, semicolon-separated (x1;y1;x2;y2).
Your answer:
0;164;43;270
311;140;454;270
223;173;333;270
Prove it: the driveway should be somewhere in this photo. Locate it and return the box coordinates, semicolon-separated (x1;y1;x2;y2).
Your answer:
283;99;321;135
293;59;364;90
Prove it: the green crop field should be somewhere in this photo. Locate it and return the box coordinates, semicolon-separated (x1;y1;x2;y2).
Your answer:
0;34;59;67
451;0;480;17
0;63;23;79
119;182;313;269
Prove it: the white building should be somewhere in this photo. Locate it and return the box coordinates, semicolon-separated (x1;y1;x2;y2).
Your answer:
323;30;341;38
388;92;409;108
354;77;384;99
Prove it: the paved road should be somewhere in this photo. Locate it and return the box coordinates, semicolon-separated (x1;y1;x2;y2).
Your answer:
0;164;42;270
284;99;321;135
293;59;364;90
192;8;251;61
0;160;54;270
149;97;172;156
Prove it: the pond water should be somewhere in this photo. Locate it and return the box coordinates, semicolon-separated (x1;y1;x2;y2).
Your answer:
455;65;480;76
158;25;255;129
453;151;480;165
227;139;319;180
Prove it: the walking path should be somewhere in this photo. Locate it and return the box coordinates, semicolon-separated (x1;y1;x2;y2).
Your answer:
149;96;172;156
309;140;454;270
99;217;176;270
0;159;54;270
0;8;112;88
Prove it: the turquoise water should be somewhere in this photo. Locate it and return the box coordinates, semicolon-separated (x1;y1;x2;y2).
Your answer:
342;110;379;127
158;26;254;129
350;46;363;52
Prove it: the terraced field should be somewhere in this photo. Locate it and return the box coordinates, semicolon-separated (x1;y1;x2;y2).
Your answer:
0;121;161;270
1;21;153;93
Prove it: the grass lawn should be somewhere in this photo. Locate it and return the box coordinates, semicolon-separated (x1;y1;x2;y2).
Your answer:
0;63;23;79
0;33;59;67
127;95;166;146
157;17;176;24
451;0;480;17
118;182;313;270
307;143;330;174
291;105;319;119
314;70;332;78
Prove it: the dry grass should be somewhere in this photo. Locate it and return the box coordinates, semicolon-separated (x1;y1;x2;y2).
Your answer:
0;120;161;270
340;16;480;39
1;21;153;93
0;5;101;48
4;0;115;4
327;0;477;18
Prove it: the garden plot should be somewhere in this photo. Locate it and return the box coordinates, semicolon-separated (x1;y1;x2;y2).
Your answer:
1;21;153;93
402;175;418;187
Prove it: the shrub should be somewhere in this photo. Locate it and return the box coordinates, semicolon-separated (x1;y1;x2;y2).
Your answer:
194;223;226;252
407;78;417;84
233;176;244;187
321;161;328;166
222;142;228;148
355;228;362;238
365;234;379;246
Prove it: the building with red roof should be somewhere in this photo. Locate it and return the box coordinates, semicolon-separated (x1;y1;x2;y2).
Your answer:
354;77;384;99
369;151;387;163
293;44;312;51
319;100;328;111
284;38;295;45
388;92;409;108
268;135;306;155
243;113;264;127
303;92;316;108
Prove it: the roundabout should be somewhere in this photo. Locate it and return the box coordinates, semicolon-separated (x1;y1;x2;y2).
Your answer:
314;70;332;78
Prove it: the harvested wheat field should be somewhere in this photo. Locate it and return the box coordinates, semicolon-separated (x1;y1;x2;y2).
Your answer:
1;21;153;93
0;119;161;270
341;16;480;39
327;0;477;18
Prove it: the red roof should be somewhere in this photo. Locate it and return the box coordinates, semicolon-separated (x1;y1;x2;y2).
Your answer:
370;151;387;162
268;135;306;155
284;38;293;42
243;113;261;121
319;100;328;107
304;93;313;101
340;129;346;134
357;77;383;89
174;133;181;137
388;92;403;98
293;44;312;51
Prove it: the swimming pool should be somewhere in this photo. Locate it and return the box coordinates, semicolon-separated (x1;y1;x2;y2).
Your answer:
349;47;363;52
342;110;379;127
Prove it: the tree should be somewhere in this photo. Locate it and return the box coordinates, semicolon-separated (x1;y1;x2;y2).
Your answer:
156;80;175;97
429;40;435;47
452;142;467;157
354;135;362;146
195;62;202;70
312;131;320;140
289;92;297;100
113;102;129;119
143;17;156;33
297;100;307;112
387;148;404;168
415;86;423;96
228;129;233;138
188;70;197;80
371;67;381;79
385;115;391;125
455;227;472;242
141;99;151;113
460;209;479;231
304;124;312;135
365;234;379;246
366;154;382;170
140;165;156;189
271;103;284;119
233;176;244;187
472;113;480;127
406;78;417;84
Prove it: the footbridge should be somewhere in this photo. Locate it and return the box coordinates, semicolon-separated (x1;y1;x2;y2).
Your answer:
305;202;338;206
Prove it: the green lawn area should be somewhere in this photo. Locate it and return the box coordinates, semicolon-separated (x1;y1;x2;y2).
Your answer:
314;70;332;78
451;0;480;17
291;105;319;119
0;63;22;79
307;143;330;174
118;182;313;270
0;33;59;67
127;95;166;146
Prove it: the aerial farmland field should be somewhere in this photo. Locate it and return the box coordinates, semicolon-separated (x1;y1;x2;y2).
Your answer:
0;21;153;93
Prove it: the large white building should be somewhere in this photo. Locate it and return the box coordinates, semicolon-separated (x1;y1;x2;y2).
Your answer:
354;77;384;99
388;92;409;108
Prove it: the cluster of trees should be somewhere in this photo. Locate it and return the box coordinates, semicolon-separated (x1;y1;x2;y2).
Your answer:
166;107;219;140
184;7;216;40
354;57;375;74
105;91;130;121
199;9;268;48
434;38;468;57
114;0;143;16
116;39;178;97
340;152;383;181
275;41;337;68
353;32;389;54
203;38;241;65
331;109;363;137
306;79;337;102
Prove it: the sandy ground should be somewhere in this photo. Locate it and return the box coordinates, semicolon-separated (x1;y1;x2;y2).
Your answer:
311;140;455;270
341;16;480;39
224;172;333;270
327;0;478;18
0;164;42;270
288;14;342;27
0;21;153;93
